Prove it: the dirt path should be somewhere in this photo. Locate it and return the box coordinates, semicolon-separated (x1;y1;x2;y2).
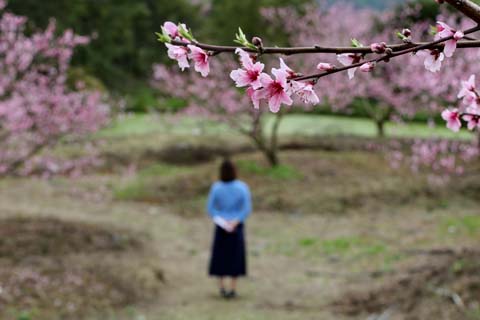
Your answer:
0;177;478;320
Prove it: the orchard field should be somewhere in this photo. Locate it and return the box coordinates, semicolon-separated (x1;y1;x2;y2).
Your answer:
1;115;480;320
3;0;480;319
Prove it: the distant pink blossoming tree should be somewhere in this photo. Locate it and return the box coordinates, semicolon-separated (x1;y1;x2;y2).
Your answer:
0;2;109;176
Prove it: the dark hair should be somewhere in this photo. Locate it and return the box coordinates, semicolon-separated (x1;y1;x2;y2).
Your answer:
220;159;237;182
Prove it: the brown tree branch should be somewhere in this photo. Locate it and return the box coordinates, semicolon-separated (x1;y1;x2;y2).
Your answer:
169;39;480;56
445;0;480;24
292;25;480;82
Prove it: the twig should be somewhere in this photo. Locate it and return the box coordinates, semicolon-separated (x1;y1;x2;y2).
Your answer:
169;39;480;56
445;0;480;24
292;25;480;82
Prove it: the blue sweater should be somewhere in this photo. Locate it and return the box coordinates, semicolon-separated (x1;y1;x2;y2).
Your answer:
207;180;252;222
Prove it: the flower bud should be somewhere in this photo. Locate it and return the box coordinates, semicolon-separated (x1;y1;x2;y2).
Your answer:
360;62;376;72
370;42;387;54
316;62;335;71
252;37;263;47
402;28;411;37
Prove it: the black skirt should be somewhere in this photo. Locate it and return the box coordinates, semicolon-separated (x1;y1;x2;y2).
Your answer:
208;223;247;277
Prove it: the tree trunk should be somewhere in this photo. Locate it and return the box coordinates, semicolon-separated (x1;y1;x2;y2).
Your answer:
242;110;283;167
248;131;280;167
376;120;385;138
250;136;279;167
265;149;279;167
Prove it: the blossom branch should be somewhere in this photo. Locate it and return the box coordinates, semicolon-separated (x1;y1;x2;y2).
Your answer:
169;39;480;56
444;0;480;24
292;25;480;82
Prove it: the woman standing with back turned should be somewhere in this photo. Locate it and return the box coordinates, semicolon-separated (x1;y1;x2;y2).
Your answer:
207;159;252;299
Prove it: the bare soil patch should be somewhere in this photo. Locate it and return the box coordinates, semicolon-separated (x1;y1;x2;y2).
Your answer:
0;217;160;319
333;248;480;319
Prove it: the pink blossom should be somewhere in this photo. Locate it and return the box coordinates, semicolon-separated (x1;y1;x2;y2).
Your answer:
0;0;6;10
435;21;464;58
316;62;335;71
441;108;462;132
165;43;189;70
462;114;480;130
457;74;478;107
359;62;375;72
337;53;362;79
278;58;296;78
290;81;319;104
417;50;444;73
255;68;293;112
230;48;264;89
0;9;108;177
162;21;179;39
187;45;209;77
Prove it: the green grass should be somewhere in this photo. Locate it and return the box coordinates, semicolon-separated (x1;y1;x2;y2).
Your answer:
99;113;474;140
441;215;480;236
136;163;188;177
237;160;302;180
319;236;387;256
294;236;388;257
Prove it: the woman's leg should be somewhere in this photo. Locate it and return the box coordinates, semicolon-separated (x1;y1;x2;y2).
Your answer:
218;277;229;298
218;277;225;290
230;277;237;292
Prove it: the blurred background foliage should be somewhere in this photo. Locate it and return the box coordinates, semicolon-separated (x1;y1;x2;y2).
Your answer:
5;0;316;112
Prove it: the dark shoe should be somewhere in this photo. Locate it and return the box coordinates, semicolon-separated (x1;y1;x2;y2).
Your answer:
220;288;229;299
226;290;237;299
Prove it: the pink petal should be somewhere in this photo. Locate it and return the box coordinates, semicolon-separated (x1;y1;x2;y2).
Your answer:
337;54;353;66
235;48;253;69
435;21;454;39
247;87;262;109
268;91;292;113
259;73;273;87
271;68;288;85
163;22;178;38
347;68;357;79
195;61;209;77
279;58;294;75
230;69;251;87
443;39;457;58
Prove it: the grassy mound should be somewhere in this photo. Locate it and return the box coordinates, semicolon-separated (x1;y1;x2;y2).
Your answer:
333;248;480;319
114;149;456;215
0;217;140;261
0;217;161;319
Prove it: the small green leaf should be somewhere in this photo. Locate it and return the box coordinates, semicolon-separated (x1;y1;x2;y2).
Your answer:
178;23;195;42
351;38;363;47
233;39;245;46
237;27;246;40
155;31;170;43
396;31;407;41
235;27;248;45
161;26;172;39
234;27;256;49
